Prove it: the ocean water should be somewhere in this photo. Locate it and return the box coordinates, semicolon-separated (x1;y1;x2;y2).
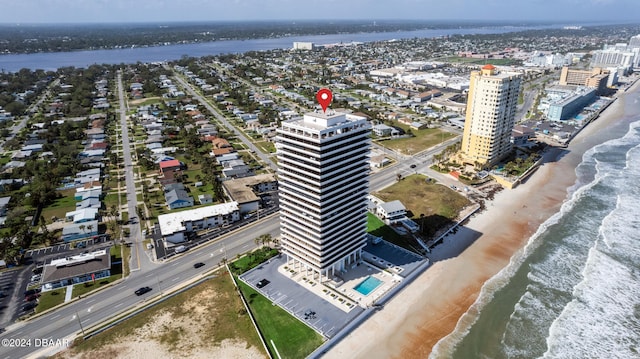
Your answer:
431;88;640;358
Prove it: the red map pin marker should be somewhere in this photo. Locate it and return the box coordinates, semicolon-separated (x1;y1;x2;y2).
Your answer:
316;88;333;113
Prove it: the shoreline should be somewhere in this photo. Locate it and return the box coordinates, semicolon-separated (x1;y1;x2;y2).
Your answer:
323;80;639;359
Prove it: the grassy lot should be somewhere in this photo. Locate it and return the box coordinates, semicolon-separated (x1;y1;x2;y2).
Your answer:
379;127;456;155
0;154;10;166
254;140;276;154
41;189;77;221
366;213;422;252
67;274;265;356
103;193;125;211
72;274;123;298
129;97;163;107
237;280;324;359
373;174;471;237
35;289;66;314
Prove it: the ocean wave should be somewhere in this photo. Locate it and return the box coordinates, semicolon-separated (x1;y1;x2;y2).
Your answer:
543;125;640;358
431;118;640;358
543;249;640;358
429;155;604;358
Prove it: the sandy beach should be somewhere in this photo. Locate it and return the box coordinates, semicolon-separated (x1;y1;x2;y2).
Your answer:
324;82;636;359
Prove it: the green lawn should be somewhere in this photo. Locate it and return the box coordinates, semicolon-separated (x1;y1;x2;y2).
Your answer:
254;140;276;154
103;192;125;210
229;247;279;275
373;174;471;237
380;128;455;155
237;280;324;359
41;189;77;222
35;289;66;314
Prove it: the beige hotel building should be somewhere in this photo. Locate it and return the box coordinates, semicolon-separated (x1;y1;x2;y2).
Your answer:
460;64;522;167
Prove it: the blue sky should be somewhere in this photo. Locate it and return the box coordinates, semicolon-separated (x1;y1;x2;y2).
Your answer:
0;0;638;23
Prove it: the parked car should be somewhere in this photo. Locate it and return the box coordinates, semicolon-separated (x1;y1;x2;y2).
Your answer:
24;289;40;298
256;279;270;288
24;293;40;302
175;245;187;253
21;301;37;312
193;262;205;269
134;286;152;296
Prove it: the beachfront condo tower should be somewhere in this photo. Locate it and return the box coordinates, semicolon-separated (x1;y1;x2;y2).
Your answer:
276;111;371;281
460;64;522;168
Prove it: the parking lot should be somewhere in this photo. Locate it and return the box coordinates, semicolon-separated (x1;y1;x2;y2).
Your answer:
25;236;108;258
0;266;35;326
240;255;364;338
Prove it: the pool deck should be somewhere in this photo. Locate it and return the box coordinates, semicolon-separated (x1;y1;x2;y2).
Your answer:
278;259;400;309
238;240;429;338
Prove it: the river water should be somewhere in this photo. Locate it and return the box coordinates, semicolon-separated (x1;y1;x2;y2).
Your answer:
0;25;560;72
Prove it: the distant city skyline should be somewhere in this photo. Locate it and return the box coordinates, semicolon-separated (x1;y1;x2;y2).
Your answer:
1;0;639;24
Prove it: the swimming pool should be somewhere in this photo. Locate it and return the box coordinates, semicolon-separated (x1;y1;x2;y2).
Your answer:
353;276;382;296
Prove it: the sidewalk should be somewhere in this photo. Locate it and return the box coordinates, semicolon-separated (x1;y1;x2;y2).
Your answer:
64;285;73;302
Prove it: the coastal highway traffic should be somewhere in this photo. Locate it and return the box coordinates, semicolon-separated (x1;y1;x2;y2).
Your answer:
0;218;280;359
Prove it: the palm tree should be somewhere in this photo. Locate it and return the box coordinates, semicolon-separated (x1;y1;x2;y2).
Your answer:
261;234;273;248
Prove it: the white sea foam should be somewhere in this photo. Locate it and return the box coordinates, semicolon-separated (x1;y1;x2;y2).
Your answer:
542;128;640;358
430;151;606;358
432;118;640;359
543;249;640;358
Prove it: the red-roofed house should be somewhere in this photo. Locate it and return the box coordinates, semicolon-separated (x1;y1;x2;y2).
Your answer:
159;160;181;174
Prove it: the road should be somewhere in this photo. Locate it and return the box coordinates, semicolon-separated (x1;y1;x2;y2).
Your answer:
0;218;280;359
169;69;278;172
115;71;149;273
370;135;462;191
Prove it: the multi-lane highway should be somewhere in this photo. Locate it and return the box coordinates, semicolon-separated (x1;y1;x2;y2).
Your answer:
0;217;280;359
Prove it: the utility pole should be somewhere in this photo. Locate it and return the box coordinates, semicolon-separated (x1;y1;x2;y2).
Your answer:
75;310;86;337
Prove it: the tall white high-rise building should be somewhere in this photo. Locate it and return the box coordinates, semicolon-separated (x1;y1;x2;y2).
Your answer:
276;111;371;280
460;64;522;167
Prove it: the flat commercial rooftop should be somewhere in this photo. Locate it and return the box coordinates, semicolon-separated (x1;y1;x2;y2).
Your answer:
42;247;111;283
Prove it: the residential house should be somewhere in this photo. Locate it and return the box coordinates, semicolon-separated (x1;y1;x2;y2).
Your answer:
197;194;213;204
159;159;182;174
61;220;99;242
221;160;251;178
76;198;101;210
376;200;407;224
164;183;194;210
372;123;400;137
65;208;99;223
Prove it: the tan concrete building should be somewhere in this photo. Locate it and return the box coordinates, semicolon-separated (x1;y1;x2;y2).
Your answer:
559;66;609;94
459;64;522;167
